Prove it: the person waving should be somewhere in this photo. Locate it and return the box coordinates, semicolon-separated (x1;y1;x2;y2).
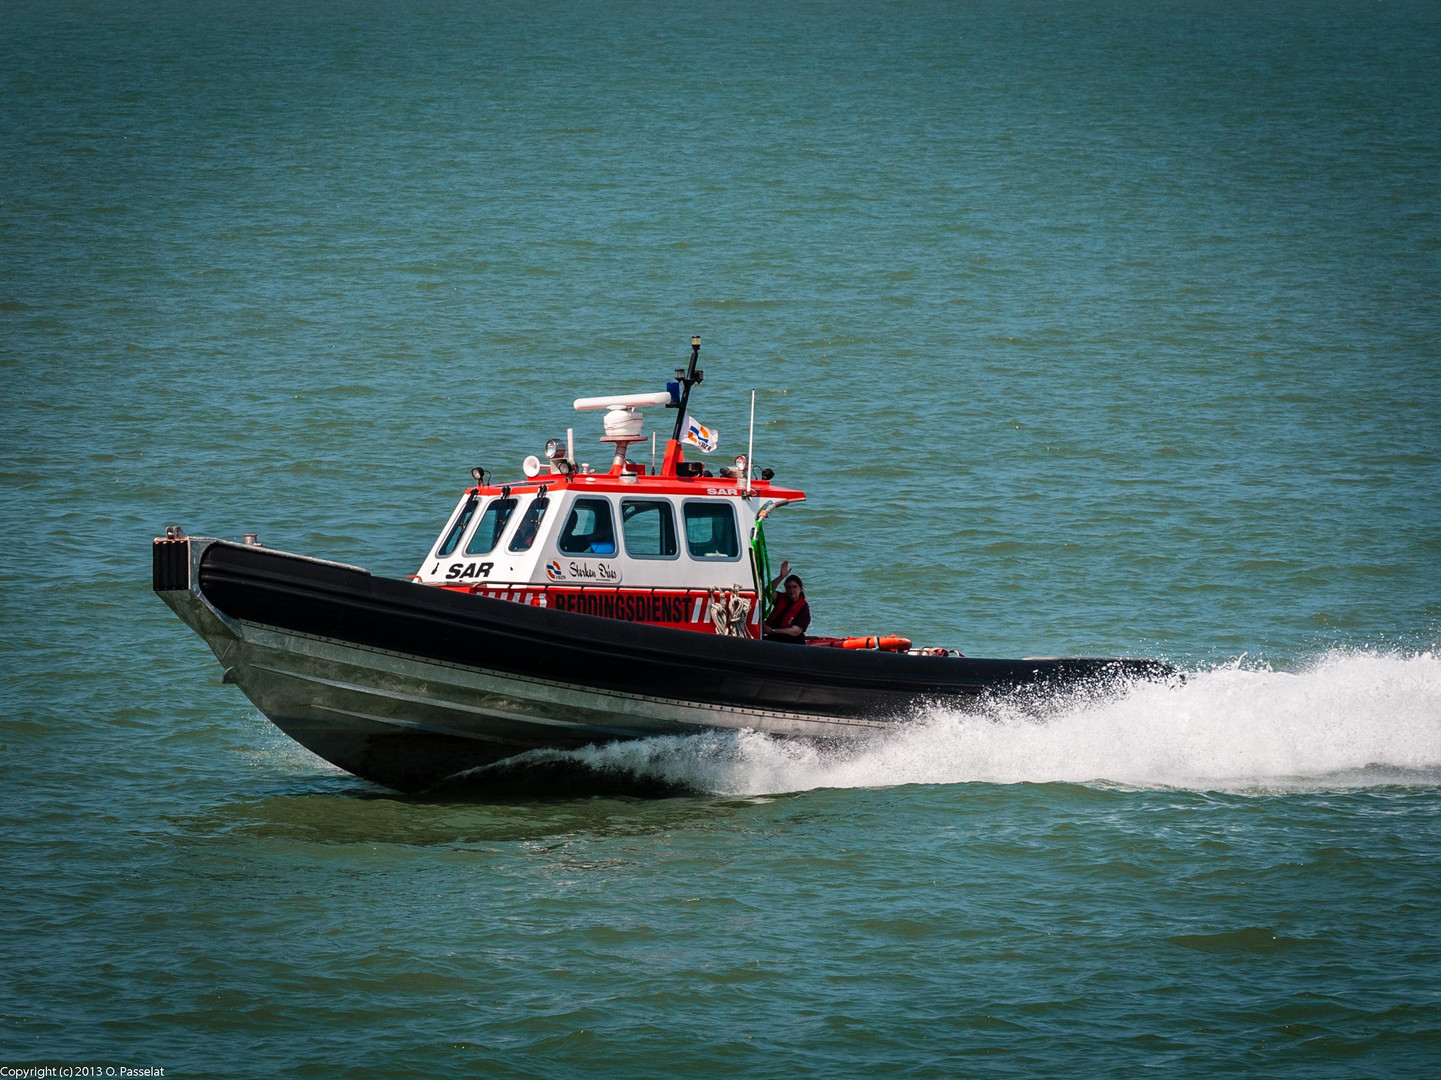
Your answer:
764;561;811;644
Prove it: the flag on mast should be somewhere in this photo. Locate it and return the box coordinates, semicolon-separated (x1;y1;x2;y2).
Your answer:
682;415;719;453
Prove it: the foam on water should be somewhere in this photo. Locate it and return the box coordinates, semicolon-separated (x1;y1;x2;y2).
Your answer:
563;650;1441;796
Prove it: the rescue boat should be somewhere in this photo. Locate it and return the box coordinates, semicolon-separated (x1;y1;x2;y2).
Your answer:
153;338;1171;792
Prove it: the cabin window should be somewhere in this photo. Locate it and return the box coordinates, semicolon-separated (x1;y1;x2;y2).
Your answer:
436;496;478;558
621;499;678;559
507;496;550;553
683;500;741;559
465;497;517;555
557;497;617;556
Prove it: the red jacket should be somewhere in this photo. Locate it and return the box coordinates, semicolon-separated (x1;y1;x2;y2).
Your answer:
766;594;811;635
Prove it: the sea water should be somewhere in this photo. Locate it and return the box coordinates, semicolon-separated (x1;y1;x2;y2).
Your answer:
2;1;1439;1076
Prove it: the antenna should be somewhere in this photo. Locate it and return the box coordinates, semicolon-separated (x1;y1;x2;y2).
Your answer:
669;336;704;444
745;389;756;496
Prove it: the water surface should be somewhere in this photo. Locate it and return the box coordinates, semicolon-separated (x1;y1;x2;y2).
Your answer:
3;1;1439;1076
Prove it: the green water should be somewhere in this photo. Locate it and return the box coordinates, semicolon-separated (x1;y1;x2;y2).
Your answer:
3;1;1439;1076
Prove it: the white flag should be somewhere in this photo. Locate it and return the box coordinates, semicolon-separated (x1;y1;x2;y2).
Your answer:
682;415;719;453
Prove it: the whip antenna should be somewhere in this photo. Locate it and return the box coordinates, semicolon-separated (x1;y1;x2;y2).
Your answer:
746;389;756;496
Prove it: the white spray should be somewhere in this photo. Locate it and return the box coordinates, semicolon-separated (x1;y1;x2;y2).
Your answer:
567;650;1441;795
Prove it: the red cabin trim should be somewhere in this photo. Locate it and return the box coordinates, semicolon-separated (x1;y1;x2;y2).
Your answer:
457;474;804;502
438;583;762;637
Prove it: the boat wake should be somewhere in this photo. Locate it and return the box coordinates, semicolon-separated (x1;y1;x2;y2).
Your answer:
546;650;1441;796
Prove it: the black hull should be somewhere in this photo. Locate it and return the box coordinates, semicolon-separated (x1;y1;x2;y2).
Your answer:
155;538;1172;791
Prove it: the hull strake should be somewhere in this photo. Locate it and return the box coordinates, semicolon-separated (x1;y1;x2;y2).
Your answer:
197;618;890;791
155;538;1170;791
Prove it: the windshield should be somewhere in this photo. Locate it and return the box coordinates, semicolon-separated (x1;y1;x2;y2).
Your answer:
436;496;478;558
508;497;549;553
465;498;517;555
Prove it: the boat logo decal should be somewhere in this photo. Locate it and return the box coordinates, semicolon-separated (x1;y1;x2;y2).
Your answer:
444;561;494;581
546;559;623;584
